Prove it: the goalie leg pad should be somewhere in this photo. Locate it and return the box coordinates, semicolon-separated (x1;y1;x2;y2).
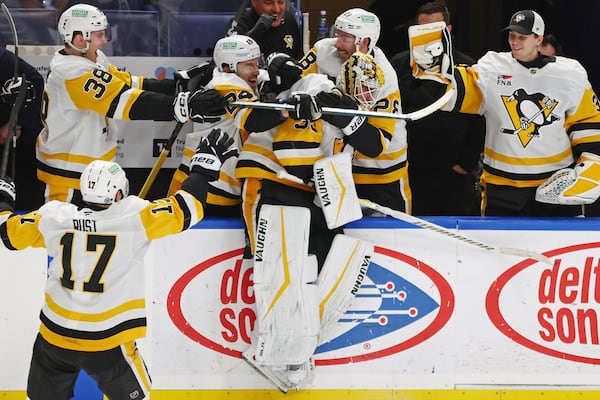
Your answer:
317;234;373;344
313;152;363;229
253;205;320;366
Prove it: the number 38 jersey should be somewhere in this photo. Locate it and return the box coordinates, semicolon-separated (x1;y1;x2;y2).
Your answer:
0;191;204;352
37;49;175;190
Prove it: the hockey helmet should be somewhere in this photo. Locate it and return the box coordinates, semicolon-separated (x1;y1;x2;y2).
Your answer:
334;8;381;54
213;35;261;73
58;4;108;48
80;160;129;205
339;52;384;109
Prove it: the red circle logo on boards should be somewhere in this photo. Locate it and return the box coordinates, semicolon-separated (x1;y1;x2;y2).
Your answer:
167;246;454;365
486;242;600;365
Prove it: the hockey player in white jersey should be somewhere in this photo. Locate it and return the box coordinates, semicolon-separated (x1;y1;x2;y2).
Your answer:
168;35;288;217
0;129;236;400
38;3;227;206
295;8;411;213
415;10;600;215
237;57;379;392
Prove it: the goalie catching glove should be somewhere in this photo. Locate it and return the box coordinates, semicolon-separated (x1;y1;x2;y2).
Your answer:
190;128;238;181
173;88;226;124
536;152;600;205
316;89;366;136
1;76;36;106
409;21;453;84
0;177;16;211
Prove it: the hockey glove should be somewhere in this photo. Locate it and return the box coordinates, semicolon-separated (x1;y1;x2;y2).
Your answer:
173;89;227;124
0;177;16;211
190;129;237;181
189;88;227;123
316;90;367;136
536;152;600;205
267;52;303;92
1;76;35;106
409;21;453;84
247;14;276;38
174;61;213;94
288;93;322;121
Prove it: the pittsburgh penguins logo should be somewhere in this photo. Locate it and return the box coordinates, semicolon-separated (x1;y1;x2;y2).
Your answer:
283;34;294;49
500;88;560;147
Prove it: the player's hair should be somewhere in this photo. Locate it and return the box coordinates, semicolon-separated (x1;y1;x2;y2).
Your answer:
416;2;451;25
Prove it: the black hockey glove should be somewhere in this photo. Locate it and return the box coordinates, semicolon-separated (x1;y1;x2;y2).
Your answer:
287;93;322;121
0;176;16;211
190;129;238;181
173;89;227;124
1;76;35;106
267;52;303;92
316;90;367;136
247;14;276;38
174;61;213;94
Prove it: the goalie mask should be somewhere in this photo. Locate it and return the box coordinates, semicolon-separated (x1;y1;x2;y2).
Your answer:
213;35;262;73
80;160;129;205
58;4;109;52
334;8;381;54
339;52;384;109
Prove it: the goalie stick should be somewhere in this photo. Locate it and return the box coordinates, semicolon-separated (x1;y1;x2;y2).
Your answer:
230;88;453;121
275;169;552;265
0;3;25;179
359;199;553;265
138;122;184;198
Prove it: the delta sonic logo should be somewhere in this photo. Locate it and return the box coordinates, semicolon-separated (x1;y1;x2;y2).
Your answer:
167;246;454;364
486;242;600;364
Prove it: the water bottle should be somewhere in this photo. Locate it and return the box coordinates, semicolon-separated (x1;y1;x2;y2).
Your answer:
316;10;328;41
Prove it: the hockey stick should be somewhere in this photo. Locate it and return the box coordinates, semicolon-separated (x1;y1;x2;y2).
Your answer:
1;3;18;78
230;88;453;121
276;169;551;265
1;3;24;179
138;122;184;199
359;199;553;265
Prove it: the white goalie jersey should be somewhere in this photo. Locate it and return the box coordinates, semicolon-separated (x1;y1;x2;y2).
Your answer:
0;191;204;352
299;38;409;186
448;51;600;188
38;50;148;188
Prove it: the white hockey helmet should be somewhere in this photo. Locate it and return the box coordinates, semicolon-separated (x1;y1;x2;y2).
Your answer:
339;52;384;109
334;8;381;54
213;35;261;72
80;160;129;205
58;4;108;48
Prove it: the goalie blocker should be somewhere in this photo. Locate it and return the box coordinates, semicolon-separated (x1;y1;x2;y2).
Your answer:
409;21;454;85
313;152;363;229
